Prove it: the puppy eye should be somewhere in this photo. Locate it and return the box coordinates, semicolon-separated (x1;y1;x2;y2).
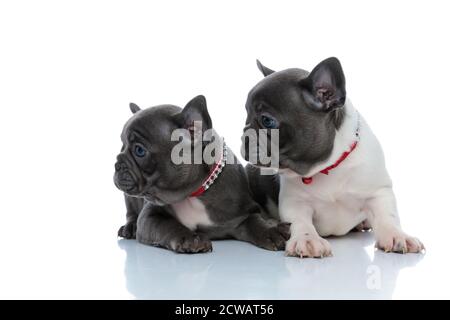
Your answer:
261;115;278;129
134;144;147;158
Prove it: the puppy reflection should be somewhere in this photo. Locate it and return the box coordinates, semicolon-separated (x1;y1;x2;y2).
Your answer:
119;232;423;299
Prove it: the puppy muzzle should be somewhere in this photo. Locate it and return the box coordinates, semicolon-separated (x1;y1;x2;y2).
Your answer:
114;156;140;194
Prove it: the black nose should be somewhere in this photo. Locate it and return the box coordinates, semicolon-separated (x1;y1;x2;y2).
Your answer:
115;161;123;171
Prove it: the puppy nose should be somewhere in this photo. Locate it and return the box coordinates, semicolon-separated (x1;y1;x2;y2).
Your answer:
115;162;123;171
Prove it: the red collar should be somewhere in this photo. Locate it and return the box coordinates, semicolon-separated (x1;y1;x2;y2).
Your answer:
301;140;358;184
190;142;227;197
302;112;361;185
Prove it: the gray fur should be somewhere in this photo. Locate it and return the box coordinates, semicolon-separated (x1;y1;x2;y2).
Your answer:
114;95;290;253
256;59;275;77
129;102;141;114
245;164;280;218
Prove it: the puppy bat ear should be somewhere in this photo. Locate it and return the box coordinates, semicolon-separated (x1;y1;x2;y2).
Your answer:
256;59;275;77
180;95;212;129
129;102;141;114
299;57;346;112
173;95;212;144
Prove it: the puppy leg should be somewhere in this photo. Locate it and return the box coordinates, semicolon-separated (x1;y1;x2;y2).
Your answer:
118;195;144;239
136;205;212;253
231;214;290;251
280;202;332;258
366;187;424;253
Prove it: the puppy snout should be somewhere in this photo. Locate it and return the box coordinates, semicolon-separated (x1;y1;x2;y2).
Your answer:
114;172;136;192
115;160;127;172
113;157;138;193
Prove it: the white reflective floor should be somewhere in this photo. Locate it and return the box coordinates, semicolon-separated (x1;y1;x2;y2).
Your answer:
0;208;447;299
117;233;427;300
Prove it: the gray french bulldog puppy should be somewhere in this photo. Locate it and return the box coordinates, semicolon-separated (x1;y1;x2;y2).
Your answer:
242;58;424;258
114;95;289;253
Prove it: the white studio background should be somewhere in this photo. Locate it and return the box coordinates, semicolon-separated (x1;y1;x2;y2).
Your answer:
0;0;449;299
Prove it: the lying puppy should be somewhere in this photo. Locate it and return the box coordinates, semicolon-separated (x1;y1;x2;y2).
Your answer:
242;57;424;258
114;95;289;253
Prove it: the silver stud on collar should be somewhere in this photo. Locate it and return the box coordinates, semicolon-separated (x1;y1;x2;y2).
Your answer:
200;141;227;191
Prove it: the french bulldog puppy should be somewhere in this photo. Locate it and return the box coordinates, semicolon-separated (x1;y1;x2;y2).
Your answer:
114;95;289;253
241;57;424;258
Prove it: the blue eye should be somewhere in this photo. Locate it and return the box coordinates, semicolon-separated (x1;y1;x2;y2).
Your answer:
261;115;278;129
134;145;146;157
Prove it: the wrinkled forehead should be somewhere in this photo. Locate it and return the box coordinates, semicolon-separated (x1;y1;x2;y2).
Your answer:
121;105;181;143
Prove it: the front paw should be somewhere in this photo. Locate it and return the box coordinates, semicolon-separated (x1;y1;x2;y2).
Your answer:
169;233;213;254
285;234;332;258
375;228;425;253
118;221;137;239
254;222;291;251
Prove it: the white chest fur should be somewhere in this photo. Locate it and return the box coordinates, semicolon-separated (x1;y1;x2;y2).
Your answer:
280;173;367;236
171;197;213;231
279;101;392;237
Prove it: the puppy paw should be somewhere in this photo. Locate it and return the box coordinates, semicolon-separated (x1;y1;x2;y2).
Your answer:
170;234;213;254
285;234;332;258
375;229;425;253
253;222;291;251
118;221;137;239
